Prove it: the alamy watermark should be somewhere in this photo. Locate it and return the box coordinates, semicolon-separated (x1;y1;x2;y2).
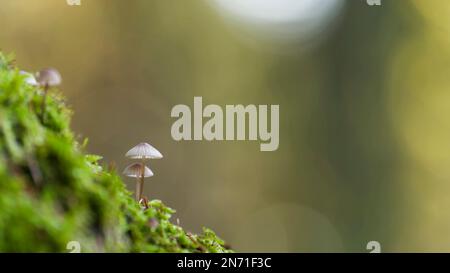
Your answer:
366;241;381;253
171;97;279;152
66;0;81;6
66;241;81;253
366;0;381;6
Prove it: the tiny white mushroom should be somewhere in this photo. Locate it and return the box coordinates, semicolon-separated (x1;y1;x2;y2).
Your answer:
123;163;154;178
125;142;163;159
36;68;62;87
35;68;62;117
123;163;153;201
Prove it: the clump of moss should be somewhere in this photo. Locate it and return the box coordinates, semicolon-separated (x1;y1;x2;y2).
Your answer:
0;52;231;253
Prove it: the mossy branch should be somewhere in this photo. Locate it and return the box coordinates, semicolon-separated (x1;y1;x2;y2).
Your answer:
0;52;231;253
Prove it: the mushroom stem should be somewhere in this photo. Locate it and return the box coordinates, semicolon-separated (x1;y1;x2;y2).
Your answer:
139;159;146;201
139;176;144;200
135;178;141;201
41;83;49;119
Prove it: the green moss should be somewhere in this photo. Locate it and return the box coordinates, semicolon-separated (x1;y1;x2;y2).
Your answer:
0;52;231;253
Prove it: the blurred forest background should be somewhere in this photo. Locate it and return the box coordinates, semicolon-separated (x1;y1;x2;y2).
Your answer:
1;0;450;252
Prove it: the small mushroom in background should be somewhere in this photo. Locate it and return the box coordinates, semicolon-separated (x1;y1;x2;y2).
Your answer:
36;68;62;116
36;68;62;87
124;142;163;202
123;163;154;201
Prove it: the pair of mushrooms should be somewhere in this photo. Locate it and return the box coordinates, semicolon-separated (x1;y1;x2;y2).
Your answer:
123;143;163;202
21;68;62;115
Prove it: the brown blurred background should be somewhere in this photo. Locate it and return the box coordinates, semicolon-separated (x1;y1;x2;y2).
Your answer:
1;0;450;252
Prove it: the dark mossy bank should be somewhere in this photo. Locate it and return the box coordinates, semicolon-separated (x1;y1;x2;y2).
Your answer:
0;52;230;253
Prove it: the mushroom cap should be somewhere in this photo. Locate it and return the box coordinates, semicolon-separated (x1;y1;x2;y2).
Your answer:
123;163;154;178
19;71;38;86
125;142;163;159
36;68;62;87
